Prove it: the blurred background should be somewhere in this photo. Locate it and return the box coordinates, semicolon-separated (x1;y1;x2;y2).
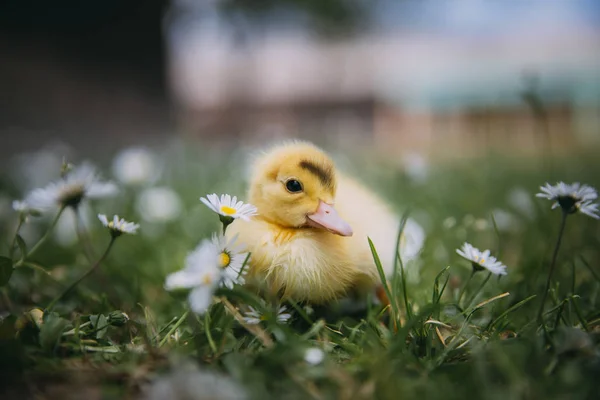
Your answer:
2;0;600;249
1;0;599;160
1;0;600;258
2;4;600;397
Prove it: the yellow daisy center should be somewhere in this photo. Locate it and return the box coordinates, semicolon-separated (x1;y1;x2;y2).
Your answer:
220;205;237;215
477;257;485;264
202;274;213;285
219;252;231;268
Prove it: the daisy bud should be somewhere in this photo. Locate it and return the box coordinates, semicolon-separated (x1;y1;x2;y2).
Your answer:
98;214;140;237
107;311;129;327
60;158;74;178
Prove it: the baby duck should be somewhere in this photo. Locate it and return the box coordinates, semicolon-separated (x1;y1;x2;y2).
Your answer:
227;141;423;304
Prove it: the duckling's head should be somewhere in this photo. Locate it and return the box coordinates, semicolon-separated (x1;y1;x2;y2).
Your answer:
248;141;353;236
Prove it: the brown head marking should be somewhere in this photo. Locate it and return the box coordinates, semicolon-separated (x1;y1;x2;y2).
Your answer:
299;160;334;188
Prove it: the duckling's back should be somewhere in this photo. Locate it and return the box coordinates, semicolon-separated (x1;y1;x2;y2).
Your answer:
334;173;401;277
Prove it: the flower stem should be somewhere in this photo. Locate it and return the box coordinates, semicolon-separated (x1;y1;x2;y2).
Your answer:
219;215;234;236
74;207;96;262
17;206;66;264
158;310;189;347
204;311;218;353
457;271;475;307
45;237;116;312
9;219;24;261
397;252;412;321
465;272;492;310
537;211;568;326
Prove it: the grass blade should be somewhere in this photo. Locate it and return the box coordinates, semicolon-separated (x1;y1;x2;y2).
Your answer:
392;212;409;315
486;294;537;331
368;237;396;328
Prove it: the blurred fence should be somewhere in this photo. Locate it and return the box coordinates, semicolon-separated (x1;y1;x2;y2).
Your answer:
166;1;600;158
1;1;599;161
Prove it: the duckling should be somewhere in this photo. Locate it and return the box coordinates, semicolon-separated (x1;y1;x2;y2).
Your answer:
226;141;423;304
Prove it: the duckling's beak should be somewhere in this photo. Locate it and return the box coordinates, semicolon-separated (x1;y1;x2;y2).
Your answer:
306;201;353;237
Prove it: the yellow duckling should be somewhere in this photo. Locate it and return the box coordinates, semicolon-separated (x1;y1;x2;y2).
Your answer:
227;141;424;304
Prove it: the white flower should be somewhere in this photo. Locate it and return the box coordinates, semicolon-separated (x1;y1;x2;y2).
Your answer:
474;218;489;231
136;187;182;223
243;305;292;325
304;348;325;365
53;204;93;247
144;361;248;400
200;193;258;221
53;207;79;247
242;307;263;325
165;240;221;315
507;187;535;217
170;329;182;342
456;242;507;276
210;234;249;288
491;209;519;232
276;306;292;323
399;218;426;261
98;214;140;236
24;162;117;211
12;200;29;213
462;214;475;227
579;201;600;219
536;182;599;219
12;200;39;217
112;147;160;185
442;217;457;230
402;152;429;183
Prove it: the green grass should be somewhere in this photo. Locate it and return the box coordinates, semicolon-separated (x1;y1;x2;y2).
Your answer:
1;140;600;399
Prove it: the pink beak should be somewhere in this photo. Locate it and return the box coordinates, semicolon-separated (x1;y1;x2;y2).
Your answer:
306;201;353;237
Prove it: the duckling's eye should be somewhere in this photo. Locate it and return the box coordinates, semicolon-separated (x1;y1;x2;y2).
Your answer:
285;179;303;193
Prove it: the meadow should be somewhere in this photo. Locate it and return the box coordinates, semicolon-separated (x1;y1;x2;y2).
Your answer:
1;139;599;399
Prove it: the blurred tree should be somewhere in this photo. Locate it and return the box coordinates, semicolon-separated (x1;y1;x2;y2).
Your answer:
0;0;169;97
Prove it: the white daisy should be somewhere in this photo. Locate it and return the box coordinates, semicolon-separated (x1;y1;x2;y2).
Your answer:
456;242;507;276
24;162;117;211
491;209;519;232
136;187;182;223
242;307;263;325
399;218;426;261
304;348;325;365
507;187;535;217
243;305;292;325
200;193;258;221
402;152;429;183
12;200;29;213
144;362;248;400
442;216;457;230
210;233;249;288
536;182;599;219
12;200;39;217
111;147;160;185
98;214;140;236
165;240;221;315
578;201;600;219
